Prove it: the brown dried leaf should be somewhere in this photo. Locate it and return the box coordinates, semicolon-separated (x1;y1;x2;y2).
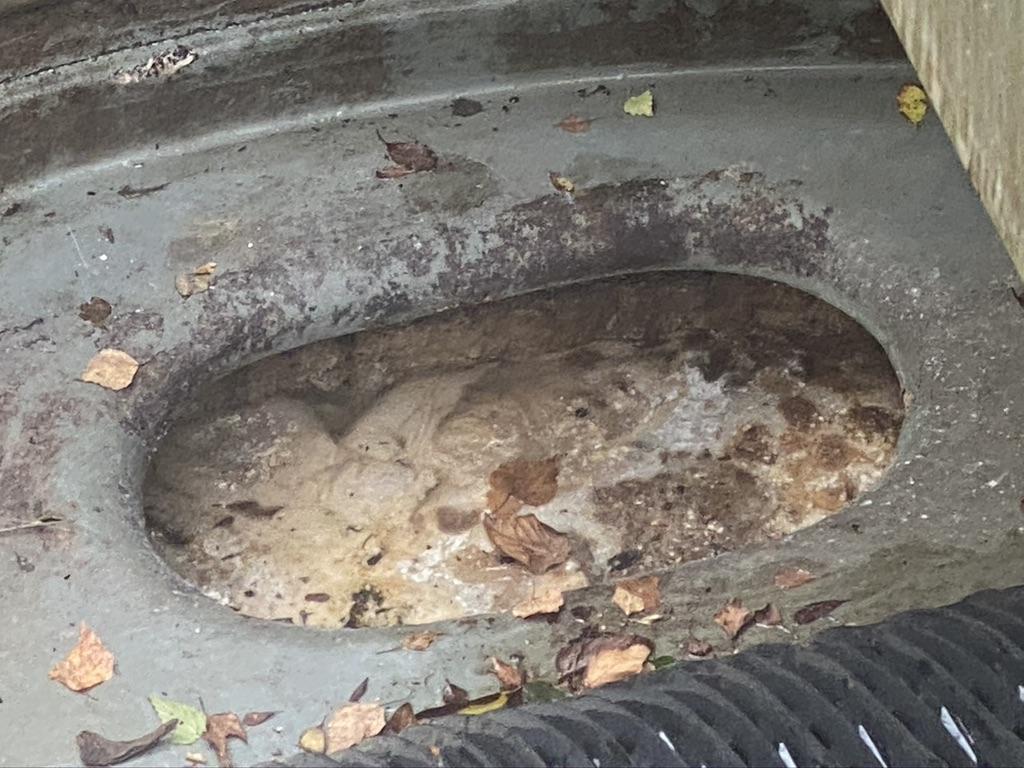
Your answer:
77;720;177;767
549;173;576;194
483;513;570;574
794;599;847;625
49;623;115;692
512;587;564;618
382;703;417;734
442;681;470;708
78;297;112;326
774;567;817;589
81;349;139;391
324;702;386;753
375;130;438;175
488;456;560;508
402;631;438;651
348;677;369;702
583;642;652;688
753;603;783;626
557;633;654;691
490;657;526;690
242;711;276;727
203;713;247;768
714;598;754;640
298;727;325;754
556;114;592;133
612;576;660;616
176;262;217;298
685;639;713;657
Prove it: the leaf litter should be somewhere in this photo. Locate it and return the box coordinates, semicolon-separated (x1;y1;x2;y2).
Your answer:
402;631;439;651
203;713;247;768
81;349;139;391
714;597;754;640
176;262;217;298
623;90;655;117
242;712;276;727
556;633;654;691
774;567;816;589
375;130;438;179
794;599;847;625
78;297;112;326
483;512;571;574
612;575;660;616
49;623;115;692
77;720;178;767
556;114;592;133
896;83;928;126
149;696;207;745
512;586;565;618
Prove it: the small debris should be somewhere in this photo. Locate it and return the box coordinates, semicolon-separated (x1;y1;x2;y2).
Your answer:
323;703;386;753
402;631;439;651
490;657;526;690
78;297;112;326
348;677;369;703
556;114;592;133
512;587;564;618
242;712;276;727
487;456;560;510
1;202;22;217
0;515;63;535
375;130;438;179
77;720;178;767
185;753;207;765
117;182;169;199
298;727;325;755
483;513;571;574
382;703;416;734
49;624;115;692
176;262;217;299
612;575;660;616
685;639;713;658
623;90;655;117
607;549;643;573
577;84;610;98
714;598;754;640
203;713;247;768
549;173;576;194
794;599;847;625
81;349;139;390
116;45;197;84
753;603;783;626
149;696;208;745
896;83;928;126
773;567;816;589
99;226;115;244
451;97;483;117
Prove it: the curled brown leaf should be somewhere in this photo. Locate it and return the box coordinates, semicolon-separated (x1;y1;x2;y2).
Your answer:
714;598;754;640
794;599;847;625
76;720;178;767
483;513;570;574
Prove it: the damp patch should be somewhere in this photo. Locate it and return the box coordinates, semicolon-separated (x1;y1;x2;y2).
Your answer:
143;272;903;627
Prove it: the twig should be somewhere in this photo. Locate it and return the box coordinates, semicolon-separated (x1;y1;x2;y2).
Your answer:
0;518;62;535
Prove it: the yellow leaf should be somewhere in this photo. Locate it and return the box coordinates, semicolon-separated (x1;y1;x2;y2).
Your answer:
623;90;654;117
298;727;325;754
81;349;139;391
896;83;928;126
49;623;115;692
548;173;576;195
458;691;509;716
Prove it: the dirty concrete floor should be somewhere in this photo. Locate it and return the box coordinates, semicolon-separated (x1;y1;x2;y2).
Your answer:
2;13;1024;766
147;273;902;628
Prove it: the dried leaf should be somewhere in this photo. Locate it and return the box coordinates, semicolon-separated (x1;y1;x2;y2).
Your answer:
483;513;570;574
685;639;713;658
714;598;754;640
402;631;438;651
773;567;816;589
203;713;247;768
149;696;208;745
557;114;592;133
897;83;928;126
78;297;112;326
348;677;369;702
512;587;564;618
794;599;847;625
557;633;654;691
81;349;139;391
612;576;660;616
49;624;115;692
549;173;576;194
584;642;652;688
752;603;783;626
77;720;177;767
323;702;386;753
451;97;483;117
488;456;560;508
623;90;655;117
242;711;276;727
176;262;217;298
382;703;417;735
116;45;196;84
490;657;526;690
298;727;325;754
442;681;470;708
375;130;437;177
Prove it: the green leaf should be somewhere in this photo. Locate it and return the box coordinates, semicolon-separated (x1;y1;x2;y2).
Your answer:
651;655;677;670
523;680;568;703
149;695;207;745
623;90;654;117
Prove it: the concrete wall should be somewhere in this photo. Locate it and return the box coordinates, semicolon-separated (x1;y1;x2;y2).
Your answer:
882;1;1024;276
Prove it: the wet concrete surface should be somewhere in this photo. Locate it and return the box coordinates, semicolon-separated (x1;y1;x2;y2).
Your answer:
1;4;1023;764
